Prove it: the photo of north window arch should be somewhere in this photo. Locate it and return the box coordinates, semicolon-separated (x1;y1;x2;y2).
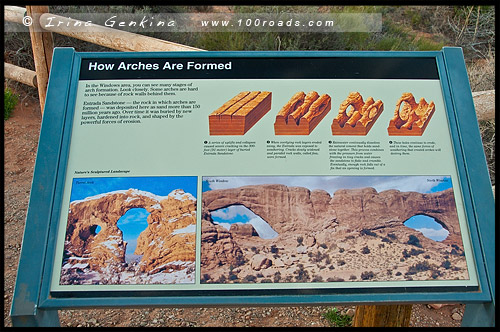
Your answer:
59;176;197;285
200;175;469;284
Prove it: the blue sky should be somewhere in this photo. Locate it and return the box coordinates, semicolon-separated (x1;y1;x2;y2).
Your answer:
117;208;150;255
70;176;197;202
404;214;449;241
202;175;453;195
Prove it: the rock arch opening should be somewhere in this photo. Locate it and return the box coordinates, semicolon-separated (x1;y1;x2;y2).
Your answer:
403;214;449;241
117;208;150;262
210;204;278;239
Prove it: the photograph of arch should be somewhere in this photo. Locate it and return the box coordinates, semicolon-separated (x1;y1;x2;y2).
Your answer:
59;176;197;285
200;175;469;284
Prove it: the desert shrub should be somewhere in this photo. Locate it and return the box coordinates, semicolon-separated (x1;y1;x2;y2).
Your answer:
260;278;272;283
441;260;452;269
312;275;324;282
270;245;279;254
407;234;422;248
243;275;257;283
406;261;432;275
273;272;281;283
424;254;431;259
360;228;377;237
387;233;398;240
337;260;346;266
294;265;310;282
382;237;392;243
349;275;357;280
4;88;19;120
361;246;371;254
296;236;304;245
319;243;328;249
361;271;375;280
402;248;425;258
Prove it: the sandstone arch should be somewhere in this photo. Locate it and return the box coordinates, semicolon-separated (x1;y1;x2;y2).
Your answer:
63;188;196;274
202;185;463;249
202;184;337;235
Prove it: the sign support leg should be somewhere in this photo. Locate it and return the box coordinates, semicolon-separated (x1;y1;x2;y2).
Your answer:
353;304;412;327
461;303;495;327
11;308;60;327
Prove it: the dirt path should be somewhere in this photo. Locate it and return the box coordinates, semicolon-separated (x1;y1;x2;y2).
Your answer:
3;90;464;327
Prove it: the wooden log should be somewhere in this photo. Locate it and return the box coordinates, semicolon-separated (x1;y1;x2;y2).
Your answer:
4;6;26;24
4;62;37;88
353;304;413;327
26;6;54;115
472;90;495;121
38;13;203;52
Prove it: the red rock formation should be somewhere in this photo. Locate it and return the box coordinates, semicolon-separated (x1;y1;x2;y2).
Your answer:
64;188;196;274
388;92;435;136
201;184;467;284
202;184;463;249
274;91;332;135
331;92;384;135
209;91;272;135
200;219;245;270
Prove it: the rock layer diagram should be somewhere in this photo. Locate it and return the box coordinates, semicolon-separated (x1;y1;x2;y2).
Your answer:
331;92;384;135
209;91;272;135
388;92;435;136
60;188;196;285
200;184;468;284
274;91;332;135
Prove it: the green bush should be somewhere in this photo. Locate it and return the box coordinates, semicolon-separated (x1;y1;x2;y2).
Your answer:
407;234;422;248
322;307;352;327
4;88;19;120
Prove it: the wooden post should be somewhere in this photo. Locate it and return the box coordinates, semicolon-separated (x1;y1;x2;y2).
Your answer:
353;304;413;327
26;6;54;115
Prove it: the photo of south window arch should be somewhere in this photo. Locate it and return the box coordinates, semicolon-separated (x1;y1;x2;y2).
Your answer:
208;91;435;136
200;175;469;284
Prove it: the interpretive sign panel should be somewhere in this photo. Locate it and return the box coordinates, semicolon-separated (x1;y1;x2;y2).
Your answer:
12;48;494;320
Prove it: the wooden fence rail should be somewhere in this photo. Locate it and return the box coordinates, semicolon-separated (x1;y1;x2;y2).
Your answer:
4;5;202;114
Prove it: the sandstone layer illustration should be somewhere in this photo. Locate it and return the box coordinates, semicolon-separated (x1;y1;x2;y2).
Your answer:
201;184;468;284
209;91;272;135
274;91;332;135
60;188;196;285
388;92;435;136
331;92;384;135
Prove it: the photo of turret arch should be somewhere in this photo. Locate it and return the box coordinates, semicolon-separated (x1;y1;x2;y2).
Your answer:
59;176;197;285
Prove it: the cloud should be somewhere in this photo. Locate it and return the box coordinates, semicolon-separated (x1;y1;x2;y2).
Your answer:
415;227;449;241
210;204;255;221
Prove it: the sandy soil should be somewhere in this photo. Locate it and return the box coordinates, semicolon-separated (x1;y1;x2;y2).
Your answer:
3;90;464;327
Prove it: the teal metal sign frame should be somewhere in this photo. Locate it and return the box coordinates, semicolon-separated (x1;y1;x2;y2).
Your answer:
10;47;494;326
